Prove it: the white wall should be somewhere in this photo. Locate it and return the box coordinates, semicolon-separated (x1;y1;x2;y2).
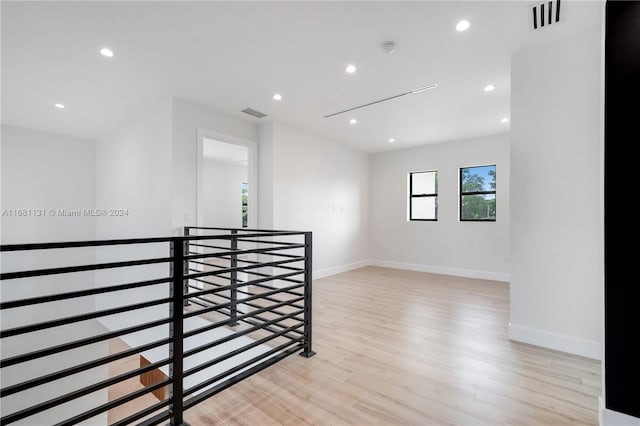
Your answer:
261;122;370;278
1;125;96;244
94;98;173;333
510;27;603;360
95;98;173;240
369;133;510;281
172;97;257;234
0;125;107;425
202;159;247;228
258;122;274;230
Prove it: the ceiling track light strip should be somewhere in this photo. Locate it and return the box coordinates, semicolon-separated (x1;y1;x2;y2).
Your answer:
323;84;438;118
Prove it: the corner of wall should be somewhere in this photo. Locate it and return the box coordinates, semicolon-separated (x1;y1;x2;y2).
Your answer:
508;322;602;360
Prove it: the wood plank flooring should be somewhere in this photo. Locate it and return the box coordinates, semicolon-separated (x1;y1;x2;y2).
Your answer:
108;266;601;425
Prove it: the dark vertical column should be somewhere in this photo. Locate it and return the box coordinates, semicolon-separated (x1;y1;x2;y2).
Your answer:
229;230;238;326
183;228;190;306
169;238;187;425
300;232;316;358
604;0;640;419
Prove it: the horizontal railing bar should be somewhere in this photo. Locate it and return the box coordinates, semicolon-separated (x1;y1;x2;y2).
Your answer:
1;317;171;368
111;398;171;426
0;237;174;252
183;309;304;359
184;245;304;262
183;297;304;338
189;253;304;282
234;314;305;338
185;257;304;281
184;276;300;307
190;268;304;296
183;284;303;321
0;337;171;397
1;356;171;423
185;226;303;234
188;237;302;250
185;270;303;300
190;298;304;340
183;296;304;339
136;410;172;426
197;286;305;313
0;257;172;281
0;277;171;310
183;344;301;412
188;273;304;297
196;303;305;335
192;287;305;320
187;267;302;288
188;298;210;309
189;254;304;276
188;256;304;273
228;256;304;274
184;323;304;379
184;339;303;396
50;379;171;426
187;259;232;272
234;238;302;246
0;231;308;252
188;242;233;251
1;297;172;338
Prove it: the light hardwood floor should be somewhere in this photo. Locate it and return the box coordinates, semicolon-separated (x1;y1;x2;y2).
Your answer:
108;266;601;425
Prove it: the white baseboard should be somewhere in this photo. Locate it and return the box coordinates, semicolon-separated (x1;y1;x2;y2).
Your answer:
370;259;509;282
509;322;602;360
601;405;640;426
313;259;372;280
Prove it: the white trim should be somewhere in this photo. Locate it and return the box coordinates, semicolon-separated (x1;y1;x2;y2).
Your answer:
313;260;371;280
196;128;258;229
601;407;640;426
508;322;602;360
370;259;509;282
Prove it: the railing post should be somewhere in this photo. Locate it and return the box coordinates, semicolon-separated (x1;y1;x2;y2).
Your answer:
169;238;188;426
229;230;238;326
300;232;316;358
182;228;190;306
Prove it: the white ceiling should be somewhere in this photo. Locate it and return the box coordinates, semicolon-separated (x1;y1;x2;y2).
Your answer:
1;1;602;153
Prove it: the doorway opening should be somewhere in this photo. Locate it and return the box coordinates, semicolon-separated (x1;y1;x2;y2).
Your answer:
196;130;258;229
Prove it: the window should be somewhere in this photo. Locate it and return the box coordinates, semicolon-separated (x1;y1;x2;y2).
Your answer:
408;170;438;221
241;182;248;227
460;165;496;221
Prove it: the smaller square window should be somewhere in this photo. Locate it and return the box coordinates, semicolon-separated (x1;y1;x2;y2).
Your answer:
408;170;438;221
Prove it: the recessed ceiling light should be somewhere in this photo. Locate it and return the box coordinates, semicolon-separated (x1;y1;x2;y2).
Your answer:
100;47;114;57
346;64;357;74
501;117;510;123
54;103;65;109
273;93;282;101
456;20;471;32
484;84;496;92
349;118;357;124
389;138;395;143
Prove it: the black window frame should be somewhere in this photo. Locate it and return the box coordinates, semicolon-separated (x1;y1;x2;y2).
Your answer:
459;164;496;222
408;170;438;222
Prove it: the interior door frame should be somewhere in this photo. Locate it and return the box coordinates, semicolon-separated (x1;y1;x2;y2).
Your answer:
196;128;259;229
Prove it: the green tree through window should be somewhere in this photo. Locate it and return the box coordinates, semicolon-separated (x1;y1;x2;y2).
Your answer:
241;182;248;227
460;165;496;221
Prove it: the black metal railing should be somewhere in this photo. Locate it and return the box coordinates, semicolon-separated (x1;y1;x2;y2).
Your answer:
0;227;314;425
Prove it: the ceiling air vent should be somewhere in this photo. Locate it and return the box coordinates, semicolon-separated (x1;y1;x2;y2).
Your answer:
241;108;267;118
530;0;561;30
